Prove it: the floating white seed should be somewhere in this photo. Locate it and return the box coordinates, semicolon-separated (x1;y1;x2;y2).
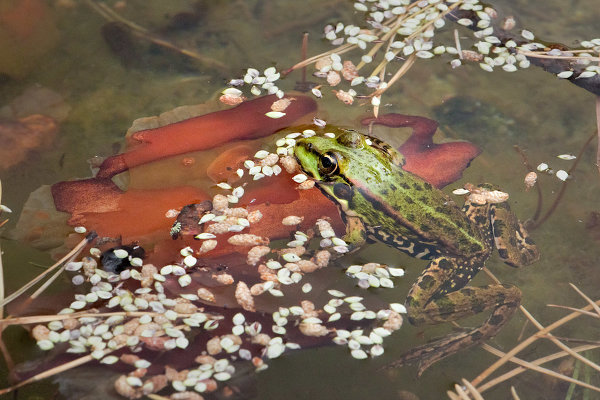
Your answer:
232;313;245;325
390;303;407;313
195;233;216;240
282;253;300;263
328;289;345;297
233;186;245;198
537;163;549;172
254;150;270;159
380;278;394;288
100;355;118;364
452;188;471;195
556;170;569;181
370;344;385;357
130;257;143;267
217;182;232;190
265;111;286;119
557;70;573;79
184;255;197;267
70;301;86;310
178;274;192;287
557;154;576;160
521;29;535;40
66;262;83;271
351;349;368;359
302;283;312;293
292;174;308;183
346;265;362;274
74;226;86;234
160;265;173;275
328;313;341;322
266;260;283;270
113;249;128;259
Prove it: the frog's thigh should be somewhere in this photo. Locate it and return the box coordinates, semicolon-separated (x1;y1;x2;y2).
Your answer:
405;257;521;325
490;203;540;267
407;282;521;325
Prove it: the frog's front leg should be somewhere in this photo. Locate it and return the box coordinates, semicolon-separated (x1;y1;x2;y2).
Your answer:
394;256;521;375
342;215;367;251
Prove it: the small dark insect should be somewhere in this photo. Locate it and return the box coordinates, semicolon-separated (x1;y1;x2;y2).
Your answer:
101;244;145;273
171;201;213;239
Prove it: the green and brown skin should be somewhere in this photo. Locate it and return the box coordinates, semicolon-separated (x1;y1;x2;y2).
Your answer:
294;129;539;374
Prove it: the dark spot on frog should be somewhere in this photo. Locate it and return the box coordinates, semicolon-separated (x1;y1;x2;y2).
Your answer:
412;182;423;191
492;220;506;237
470;331;484;341
399;182;410;190
497;248;509;259
437;259;454;270
418;275;436;290
488;314;505;326
333;183;353;200
474;215;487;226
405;196;414;204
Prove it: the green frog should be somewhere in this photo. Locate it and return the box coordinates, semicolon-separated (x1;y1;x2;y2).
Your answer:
294;129;539;374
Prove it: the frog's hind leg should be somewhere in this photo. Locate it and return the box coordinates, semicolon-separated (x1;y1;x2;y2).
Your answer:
397;257;522;375
490;202;540;267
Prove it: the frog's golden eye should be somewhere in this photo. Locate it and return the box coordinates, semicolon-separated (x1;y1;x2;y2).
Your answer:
319;152;338;176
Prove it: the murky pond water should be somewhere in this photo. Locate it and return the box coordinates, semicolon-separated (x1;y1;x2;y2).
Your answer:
1;1;599;399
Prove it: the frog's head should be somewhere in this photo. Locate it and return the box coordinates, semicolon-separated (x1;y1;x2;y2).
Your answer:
294;129;404;201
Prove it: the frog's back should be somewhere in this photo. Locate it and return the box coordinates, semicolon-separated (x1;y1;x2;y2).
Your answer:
350;162;487;258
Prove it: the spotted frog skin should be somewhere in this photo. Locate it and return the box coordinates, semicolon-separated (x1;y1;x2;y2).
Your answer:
294;129;539;374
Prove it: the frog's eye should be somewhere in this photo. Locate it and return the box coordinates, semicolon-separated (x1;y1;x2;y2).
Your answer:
319;152;338;176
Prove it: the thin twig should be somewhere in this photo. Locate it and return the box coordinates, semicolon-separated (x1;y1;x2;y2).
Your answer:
474;269;600;387
510;386;521;400
569;283;600;316
0;309;218;328
546;304;600;318
0;235;92;308
479;344;600;393
0;346;122;396
517;49;600;62
371;54;417;98
84;0;229;71
476;344;600;393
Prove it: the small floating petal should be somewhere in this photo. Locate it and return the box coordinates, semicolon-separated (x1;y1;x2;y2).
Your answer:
556;170;569;181
265;111;286;119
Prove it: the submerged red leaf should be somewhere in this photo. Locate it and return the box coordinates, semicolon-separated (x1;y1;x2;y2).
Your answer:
97;95;317;178
362;113;481;188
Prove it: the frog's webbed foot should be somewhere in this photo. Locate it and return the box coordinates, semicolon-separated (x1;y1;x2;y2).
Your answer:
490;202;540;267
386;302;519;376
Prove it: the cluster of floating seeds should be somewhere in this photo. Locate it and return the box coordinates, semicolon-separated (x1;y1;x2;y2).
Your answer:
346;263;405;289
226;0;600;109
534;153;577;183
35;127;414;399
